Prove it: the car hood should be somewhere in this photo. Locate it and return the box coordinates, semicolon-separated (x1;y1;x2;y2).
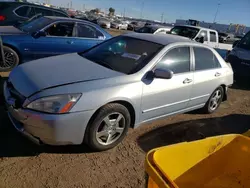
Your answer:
0;26;26;35
9;53;124;97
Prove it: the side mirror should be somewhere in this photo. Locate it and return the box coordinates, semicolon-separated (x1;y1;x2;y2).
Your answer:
32;31;46;39
232;40;239;48
154;68;173;79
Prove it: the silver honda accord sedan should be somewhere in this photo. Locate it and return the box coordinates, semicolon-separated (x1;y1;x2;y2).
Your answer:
4;33;234;151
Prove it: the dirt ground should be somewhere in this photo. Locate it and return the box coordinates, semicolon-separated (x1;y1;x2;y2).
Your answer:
1;29;250;188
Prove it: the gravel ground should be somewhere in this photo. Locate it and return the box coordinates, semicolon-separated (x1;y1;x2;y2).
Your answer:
1;29;250;188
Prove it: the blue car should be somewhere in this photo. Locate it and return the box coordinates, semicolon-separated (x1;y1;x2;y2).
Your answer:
0;16;112;71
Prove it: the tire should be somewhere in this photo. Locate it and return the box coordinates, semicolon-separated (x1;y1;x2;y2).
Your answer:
202;86;224;114
0;46;19;72
85;103;131;151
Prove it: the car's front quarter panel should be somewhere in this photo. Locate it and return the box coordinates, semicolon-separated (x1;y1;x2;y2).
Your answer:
28;75;143;126
2;34;36;63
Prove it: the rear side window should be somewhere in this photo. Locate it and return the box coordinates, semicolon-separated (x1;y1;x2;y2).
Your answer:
194;47;221;71
210;31;217;42
15;6;29;17
77;24;104;39
156;47;190;74
34;7;54;16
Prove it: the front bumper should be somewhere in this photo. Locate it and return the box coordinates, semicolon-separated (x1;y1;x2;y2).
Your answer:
3;82;94;145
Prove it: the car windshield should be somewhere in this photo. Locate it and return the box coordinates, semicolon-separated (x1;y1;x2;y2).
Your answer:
136;27;157;34
170;26;199;39
238;32;250;50
80;36;163;74
17;17;54;33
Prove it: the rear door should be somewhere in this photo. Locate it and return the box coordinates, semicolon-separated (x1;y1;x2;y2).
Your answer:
189;47;224;107
72;23;106;52
208;31;219;48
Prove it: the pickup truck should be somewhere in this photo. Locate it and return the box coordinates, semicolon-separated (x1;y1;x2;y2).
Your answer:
170;25;233;51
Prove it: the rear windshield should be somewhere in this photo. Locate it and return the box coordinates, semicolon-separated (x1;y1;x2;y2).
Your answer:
136;27;157;34
81;36;163;74
0;2;12;10
17;17;54;33
170;26;199;39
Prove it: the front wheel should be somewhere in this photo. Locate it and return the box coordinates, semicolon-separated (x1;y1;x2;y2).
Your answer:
85;103;131;151
202;86;224;114
0;46;19;72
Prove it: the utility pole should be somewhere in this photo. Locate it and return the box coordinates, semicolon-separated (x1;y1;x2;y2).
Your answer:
213;2;221;23
123;8;126;18
161;13;164;23
140;1;144;19
70;1;72;9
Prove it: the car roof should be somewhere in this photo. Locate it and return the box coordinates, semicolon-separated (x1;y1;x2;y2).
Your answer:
122;32;194;45
175;25;217;32
45;16;89;22
1;2;67;13
147;25;172;29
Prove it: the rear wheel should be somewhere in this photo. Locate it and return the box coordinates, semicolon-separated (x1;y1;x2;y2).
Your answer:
85;103;131;151
0;46;19;72
202;86;224;114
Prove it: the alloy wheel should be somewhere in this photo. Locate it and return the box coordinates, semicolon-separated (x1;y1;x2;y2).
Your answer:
209;90;222;111
95;112;125;146
0;50;17;69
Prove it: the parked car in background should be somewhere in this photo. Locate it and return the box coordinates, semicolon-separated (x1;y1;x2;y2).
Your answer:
218;32;229;43
227;31;250;80
4;33;233;151
127;21;144;31
97;18;111;29
0;16;112;72
111;20;128;30
135;25;172;35
0;1;68;26
170;25;233;50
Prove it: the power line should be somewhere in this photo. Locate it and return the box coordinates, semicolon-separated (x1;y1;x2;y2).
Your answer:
140;1;144;19
213;2;221;23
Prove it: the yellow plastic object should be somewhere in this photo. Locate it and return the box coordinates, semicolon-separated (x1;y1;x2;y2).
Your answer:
145;134;250;188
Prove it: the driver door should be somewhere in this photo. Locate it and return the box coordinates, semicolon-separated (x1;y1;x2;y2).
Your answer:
30;21;77;60
141;46;193;122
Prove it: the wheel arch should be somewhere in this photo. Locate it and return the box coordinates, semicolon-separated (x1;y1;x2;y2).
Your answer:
88;100;136;129
220;84;227;101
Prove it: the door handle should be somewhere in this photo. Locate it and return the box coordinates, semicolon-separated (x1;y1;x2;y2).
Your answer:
183;78;193;84
215;72;221;77
67;41;74;44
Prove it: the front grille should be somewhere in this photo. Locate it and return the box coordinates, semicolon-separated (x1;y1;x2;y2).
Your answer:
6;81;25;108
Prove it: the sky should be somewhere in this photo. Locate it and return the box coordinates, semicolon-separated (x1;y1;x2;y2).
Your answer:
49;0;250;26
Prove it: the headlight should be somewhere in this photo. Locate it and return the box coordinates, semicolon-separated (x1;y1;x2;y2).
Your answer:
25;94;81;114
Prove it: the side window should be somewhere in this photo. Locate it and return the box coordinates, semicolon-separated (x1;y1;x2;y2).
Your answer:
77;24;104;39
34;7;54;16
27;7;36;18
54;11;68;17
197;30;208;41
45;22;75;37
15;6;30;17
156;47;190;74
194;47;221;71
210;31;217;42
